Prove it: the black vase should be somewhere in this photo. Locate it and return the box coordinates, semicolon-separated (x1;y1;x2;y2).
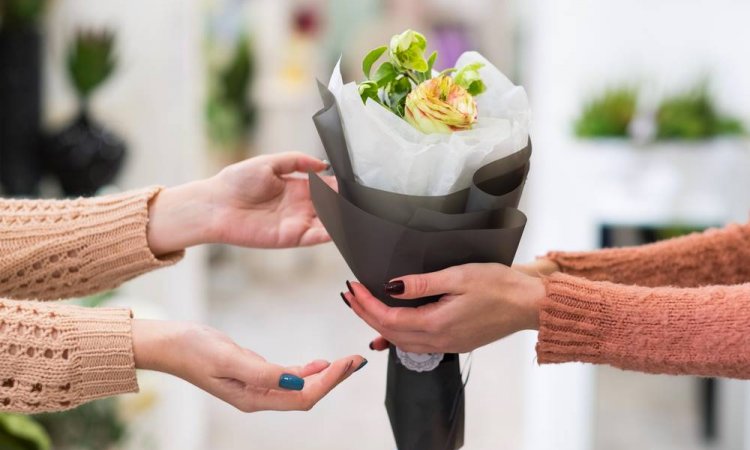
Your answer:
0;27;42;196
44;110;127;197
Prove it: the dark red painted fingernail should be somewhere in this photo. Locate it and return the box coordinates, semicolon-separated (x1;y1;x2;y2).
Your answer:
345;280;354;295
384;280;405;295
340;292;351;308
368;341;375;350
354;359;368;372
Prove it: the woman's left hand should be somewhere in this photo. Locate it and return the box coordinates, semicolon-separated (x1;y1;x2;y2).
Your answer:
344;263;546;354
148;152;332;255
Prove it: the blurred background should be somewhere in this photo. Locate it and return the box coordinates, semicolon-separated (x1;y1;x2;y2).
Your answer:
1;0;749;449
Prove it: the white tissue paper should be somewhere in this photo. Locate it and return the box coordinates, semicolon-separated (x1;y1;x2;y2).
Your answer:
328;51;530;197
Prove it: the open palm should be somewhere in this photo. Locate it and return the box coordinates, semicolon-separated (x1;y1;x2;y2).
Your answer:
209;152;333;248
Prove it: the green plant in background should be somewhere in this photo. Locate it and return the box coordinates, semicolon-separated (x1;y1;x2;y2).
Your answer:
656;83;745;140
205;35;257;151
0;0;47;29
67;29;117;102
0;413;51;450
574;86;638;138
33;398;126;450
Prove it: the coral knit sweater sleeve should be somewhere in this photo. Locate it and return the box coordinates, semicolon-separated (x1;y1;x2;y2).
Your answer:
537;222;750;378
546;223;750;288
0;187;183;413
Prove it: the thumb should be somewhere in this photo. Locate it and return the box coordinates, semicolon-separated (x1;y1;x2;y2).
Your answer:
268;152;328;175
385;266;467;299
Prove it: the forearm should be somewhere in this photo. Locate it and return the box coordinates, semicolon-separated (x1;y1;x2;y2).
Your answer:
536;273;750;379
0;298;138;413
546;222;750;287
0;187;183;300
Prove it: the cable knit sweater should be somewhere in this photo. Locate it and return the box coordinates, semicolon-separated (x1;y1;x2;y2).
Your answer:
538;223;750;378
0;187;182;413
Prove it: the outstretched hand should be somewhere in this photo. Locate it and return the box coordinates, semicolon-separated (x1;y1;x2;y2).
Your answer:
148;152;334;255
133;320;365;412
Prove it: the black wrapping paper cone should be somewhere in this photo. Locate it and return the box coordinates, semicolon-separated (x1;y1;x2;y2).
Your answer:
310;82;531;450
386;350;465;450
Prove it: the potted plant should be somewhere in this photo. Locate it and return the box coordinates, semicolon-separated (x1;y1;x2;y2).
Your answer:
571;81;749;230
655;83;745;140
205;34;257;164
43;29;127;197
0;0;47;196
574;86;638;139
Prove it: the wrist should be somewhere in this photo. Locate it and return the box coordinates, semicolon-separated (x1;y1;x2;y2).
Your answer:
516;274;545;330
147;179;214;255
132;319;189;373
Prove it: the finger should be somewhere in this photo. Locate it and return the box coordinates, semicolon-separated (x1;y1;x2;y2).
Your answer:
369;336;390;351
293;359;331;378
298;221;331;246
268;152;328;175
348;282;432;332
228;353;312;392
385;266;467;299
344;292;433;350
252;355;365;411
366;333;436;354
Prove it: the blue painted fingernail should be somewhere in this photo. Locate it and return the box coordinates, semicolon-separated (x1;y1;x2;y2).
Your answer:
345;280;354;295
354;359;368;372
279;373;304;391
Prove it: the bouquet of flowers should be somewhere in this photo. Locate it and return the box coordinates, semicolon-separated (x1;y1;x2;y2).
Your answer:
310;30;531;450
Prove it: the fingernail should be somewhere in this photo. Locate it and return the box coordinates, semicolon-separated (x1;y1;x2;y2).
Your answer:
384;280;405;295
368;341;375;350
322;159;331;170
354;359;368;372
340;292;351;308
279;373;304;391
345;280;354;295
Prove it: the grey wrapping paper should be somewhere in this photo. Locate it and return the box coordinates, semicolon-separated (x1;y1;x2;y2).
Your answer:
310;83;531;450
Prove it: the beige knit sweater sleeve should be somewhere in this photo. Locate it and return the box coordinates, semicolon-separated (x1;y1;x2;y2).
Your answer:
0;187;183;412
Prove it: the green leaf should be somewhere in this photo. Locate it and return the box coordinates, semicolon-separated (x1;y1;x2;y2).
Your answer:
424;50;438;77
387;76;412;117
362;46;387;79
358;80;380;104
465;80;486;96
0;414;51;450
373;62;397;87
454;62;486;96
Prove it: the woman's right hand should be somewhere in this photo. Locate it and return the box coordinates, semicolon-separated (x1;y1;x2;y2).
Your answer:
132;320;366;412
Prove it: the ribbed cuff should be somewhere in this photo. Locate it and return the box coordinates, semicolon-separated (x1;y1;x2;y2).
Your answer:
536;273;608;365
76;186;185;283
545;250;611;279
63;305;139;406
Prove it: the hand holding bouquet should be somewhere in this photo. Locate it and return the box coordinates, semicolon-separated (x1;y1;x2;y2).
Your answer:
310;30;531;450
